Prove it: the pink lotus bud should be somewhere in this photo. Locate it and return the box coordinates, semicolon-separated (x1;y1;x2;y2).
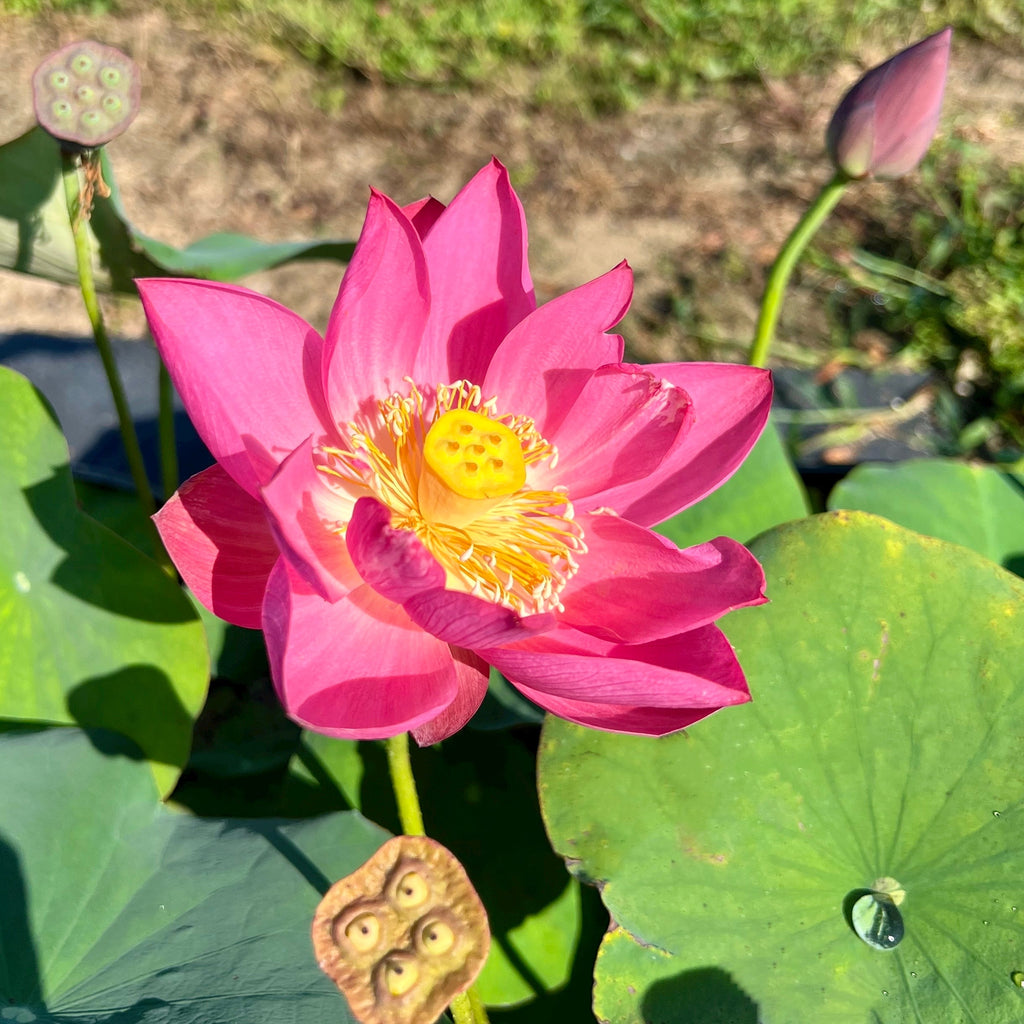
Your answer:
826;27;951;181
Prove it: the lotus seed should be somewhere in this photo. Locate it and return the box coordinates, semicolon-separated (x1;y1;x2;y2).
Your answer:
341;911;380;953
419;919;456;955
394;870;430;908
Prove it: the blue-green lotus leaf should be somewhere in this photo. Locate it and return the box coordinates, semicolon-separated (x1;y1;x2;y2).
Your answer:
0;727;385;1022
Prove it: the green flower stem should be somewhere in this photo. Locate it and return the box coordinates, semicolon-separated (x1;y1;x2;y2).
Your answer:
385;732;426;837
450;988;489;1024
61;153;158;522
748;171;850;368
384;733;490;1024
158;361;178;500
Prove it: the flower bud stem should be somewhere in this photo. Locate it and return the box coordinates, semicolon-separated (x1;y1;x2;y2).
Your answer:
61;152;172;571
748;171;850;368
385;732;491;1024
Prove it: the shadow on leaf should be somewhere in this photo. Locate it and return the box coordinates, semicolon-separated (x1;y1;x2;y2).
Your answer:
68;667;193;769
641;965;760;1024
23;470;194;623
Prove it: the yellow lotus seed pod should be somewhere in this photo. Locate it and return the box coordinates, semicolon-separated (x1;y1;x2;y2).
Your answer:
311;835;490;1024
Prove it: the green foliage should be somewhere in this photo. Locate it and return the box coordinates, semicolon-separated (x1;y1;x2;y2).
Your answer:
0;0;112;12
540;511;1024;1022
0;366;208;799
819;140;1024;457
829;458;1024;577
201;0;998;111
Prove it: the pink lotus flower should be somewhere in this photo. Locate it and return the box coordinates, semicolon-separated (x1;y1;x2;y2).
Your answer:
140;160;770;744
826;28;952;181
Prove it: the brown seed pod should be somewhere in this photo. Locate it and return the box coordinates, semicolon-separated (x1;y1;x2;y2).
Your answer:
32;40;141;149
312;835;490;1024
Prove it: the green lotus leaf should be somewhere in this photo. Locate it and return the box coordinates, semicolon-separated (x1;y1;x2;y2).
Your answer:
656;421;808;549
539;511;1024;1023
0;128;354;292
829;457;1024;576
0;366;207;797
0;726;385;1022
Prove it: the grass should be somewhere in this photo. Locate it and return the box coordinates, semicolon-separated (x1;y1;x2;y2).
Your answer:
6;0;1024;110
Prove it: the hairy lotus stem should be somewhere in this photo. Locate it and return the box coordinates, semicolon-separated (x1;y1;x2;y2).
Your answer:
61;151;170;568
385;733;491;1024
61;151;150;503
748;171;849;368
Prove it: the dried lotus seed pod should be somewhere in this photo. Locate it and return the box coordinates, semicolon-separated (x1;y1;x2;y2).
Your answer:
32;40;141;149
312;835;489;1024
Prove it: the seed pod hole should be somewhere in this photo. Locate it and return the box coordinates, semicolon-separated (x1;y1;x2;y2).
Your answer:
338;911;382;954
389;864;431;909
377;955;420;998
416;916;456;956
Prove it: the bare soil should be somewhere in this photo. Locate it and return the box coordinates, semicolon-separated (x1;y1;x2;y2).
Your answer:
4;8;1024;370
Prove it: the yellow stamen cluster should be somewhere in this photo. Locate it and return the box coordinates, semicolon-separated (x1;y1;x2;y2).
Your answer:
318;380;584;615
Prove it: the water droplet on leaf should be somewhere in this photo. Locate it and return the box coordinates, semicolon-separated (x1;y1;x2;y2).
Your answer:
852;892;903;950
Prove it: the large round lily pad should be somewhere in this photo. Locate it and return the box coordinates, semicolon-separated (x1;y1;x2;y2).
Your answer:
539;511;1024;1023
0;726;387;1022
